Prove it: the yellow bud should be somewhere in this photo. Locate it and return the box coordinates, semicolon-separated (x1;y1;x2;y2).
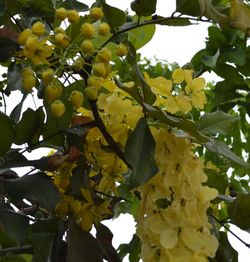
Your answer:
80;39;94;54
32;21;46;36
45;83;63;102
67;9;80;23
55;7;68;20
87;76;102;89
98;22;110;36
22;75;36;92
92;62;108;78
54;33;70;48
96;47;112;63
42;68;54;85
116;43;128;57
85;86;98;100
50;100;65;118
71;57;85;72
81;23;95;39
90;7;104;20
69;90;84;109
18;29;32;45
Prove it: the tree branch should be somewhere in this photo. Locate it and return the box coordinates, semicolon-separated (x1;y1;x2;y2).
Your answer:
88;99;132;169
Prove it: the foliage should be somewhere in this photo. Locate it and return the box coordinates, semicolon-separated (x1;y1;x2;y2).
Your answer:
0;0;249;261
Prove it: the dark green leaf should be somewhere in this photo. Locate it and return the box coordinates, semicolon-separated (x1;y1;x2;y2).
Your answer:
228;193;250;230
128;24;155;50
0;255;28;262
10;94;27;123
214;63;244;85
0;208;29;244
127;43;156;105
213;232;238;262
223;45;246;66
131;0;156;17
198;110;240;135
14;107;45;145
26;0;55;23
176;0;201;16
67;221;102;262
205;170;228;194
96;224;121;262
205;139;250;169
154;17;191;26
100;1;126;28
1;172;60;211
201;49;220;69
61;0;88;12
124;117;158;188
5;62;22;95
118;234;141;262
0;228;16;248
0;112;15;157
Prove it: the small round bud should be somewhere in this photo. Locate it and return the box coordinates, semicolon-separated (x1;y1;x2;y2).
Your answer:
22;68;36;92
45;82;63;102
18;29;32;45
69;90;84;109
98;22;110;36
50;100;65;118
92;62;108;78
67;9;80;23
71;57;85;72
96;47;112;63
42;68;54;85
80;39;94;54
84;86;98;100
56;7;68;20
89;7;104;21
116;43;128;57
54;33;70;48
32;21;46;36
81;23;95;39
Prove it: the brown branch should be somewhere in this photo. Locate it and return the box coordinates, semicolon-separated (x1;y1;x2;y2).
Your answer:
88;99;132;169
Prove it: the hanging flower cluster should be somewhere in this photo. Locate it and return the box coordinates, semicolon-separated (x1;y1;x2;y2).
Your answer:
136;128;218;262
16;5;219;261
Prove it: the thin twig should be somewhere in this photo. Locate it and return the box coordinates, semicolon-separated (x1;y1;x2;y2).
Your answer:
209;212;250;248
0;245;33;255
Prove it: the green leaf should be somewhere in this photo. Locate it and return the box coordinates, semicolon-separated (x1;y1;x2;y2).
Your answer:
154;17;191;26
1;172;60;211
131;0;156;17
124;117;158;189
0;255;28;262
100;1;126;28
0;112;15;157
5;62;22;95
14;107;45;145
223;45;246;66
127;43;156;105
214;63;244;85
228;193;250;230
198;110;240;135
176;0;201;16
0;208;29;245
205;169;228;195
10;94;27;123
128;23;155;50
67;221;103;262
205;139;250;169
201;49;220;69
118;234;141;262
61;0;88;12
212;232;238;262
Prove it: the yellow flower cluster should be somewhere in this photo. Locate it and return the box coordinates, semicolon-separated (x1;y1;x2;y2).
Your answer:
145;68;207;114
51;161;111;231
136;128;218;262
